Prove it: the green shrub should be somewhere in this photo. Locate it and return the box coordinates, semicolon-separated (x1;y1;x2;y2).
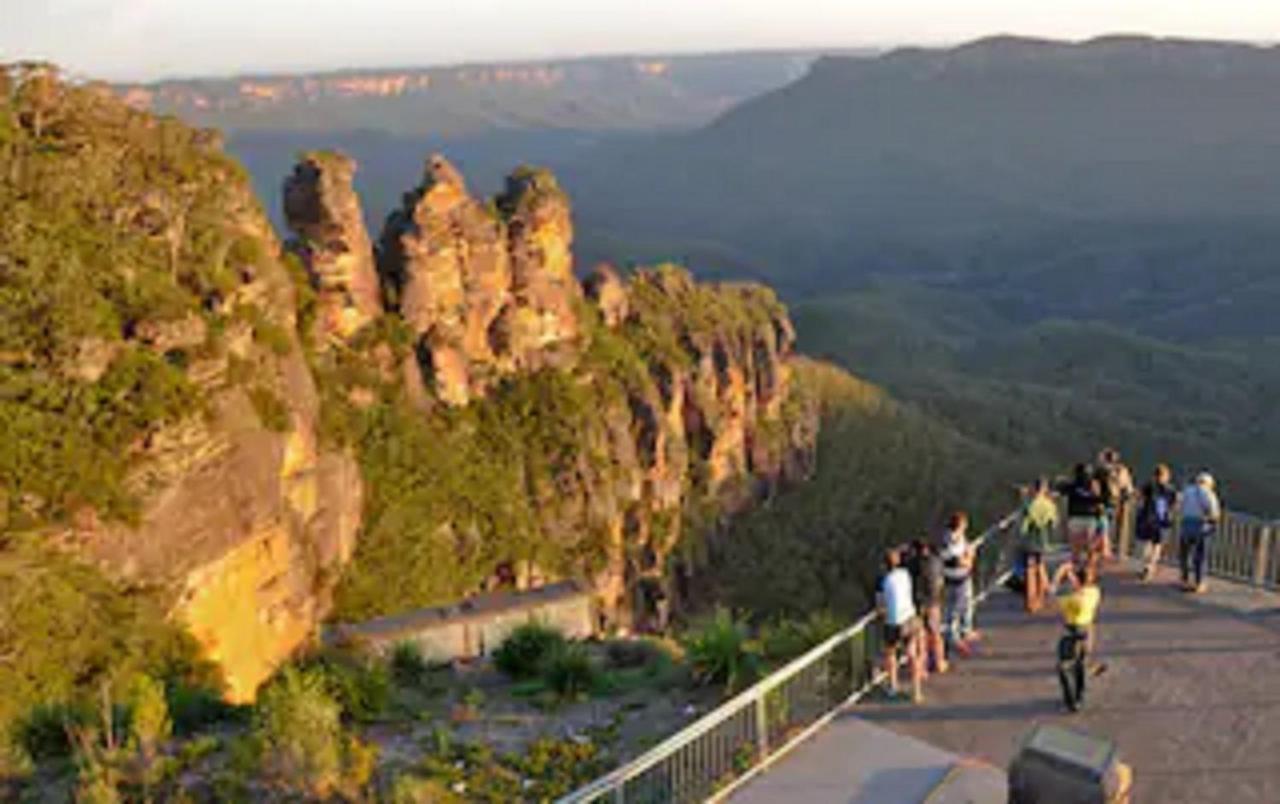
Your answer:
166;683;247;736
417;736;610;802
252;669;343;797
0;539;208;761
541;643;599;701
390;641;431;688
603;637;679;671
122;674;170;760
683;609;760;693
293;650;390;723
759;611;846;664
492;622;566;680
13;701;95;762
385;773;462;803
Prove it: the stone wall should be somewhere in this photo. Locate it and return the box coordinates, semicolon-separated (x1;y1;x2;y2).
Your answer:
327;581;594;663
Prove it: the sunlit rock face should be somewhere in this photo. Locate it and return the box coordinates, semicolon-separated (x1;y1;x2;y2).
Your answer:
283;152;383;345
378;156;581;406
71;184;364;703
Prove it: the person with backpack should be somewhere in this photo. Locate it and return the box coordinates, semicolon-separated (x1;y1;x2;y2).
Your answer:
1063;463;1106;570
1052;559;1104;712
1136;464;1178;581
877;547;923;702
1019;478;1058;613
1179;472;1222;593
940;511;979;657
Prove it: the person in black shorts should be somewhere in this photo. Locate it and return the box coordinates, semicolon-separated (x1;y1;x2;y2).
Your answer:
1136;464;1178;581
907;538;948;675
877;548;923;702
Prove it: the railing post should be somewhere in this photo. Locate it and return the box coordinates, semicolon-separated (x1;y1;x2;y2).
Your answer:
1253;526;1272;588
754;691;769;760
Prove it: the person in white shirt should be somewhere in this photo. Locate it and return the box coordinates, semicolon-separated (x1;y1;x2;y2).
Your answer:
877;547;923;703
940;511;980;657
1178;472;1222;593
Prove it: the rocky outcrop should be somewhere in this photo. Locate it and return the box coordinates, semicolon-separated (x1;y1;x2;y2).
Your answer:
283;152;383;345
378;155;580;405
279;154;818;632
584;263;629;327
70;196;363;702
583;268;810;628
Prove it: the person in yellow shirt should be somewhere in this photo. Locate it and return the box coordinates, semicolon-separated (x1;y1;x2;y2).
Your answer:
1052;560;1102;712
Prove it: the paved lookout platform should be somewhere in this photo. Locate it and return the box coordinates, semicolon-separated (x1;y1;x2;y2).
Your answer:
734;563;1280;803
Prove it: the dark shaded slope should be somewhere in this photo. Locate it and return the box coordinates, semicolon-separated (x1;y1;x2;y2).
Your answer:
563;36;1280;312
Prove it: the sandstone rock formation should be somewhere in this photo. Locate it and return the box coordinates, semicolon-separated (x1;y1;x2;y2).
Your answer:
73;198;363;702
283;151;383;345
584;263;629;327
290;154;818;633
378;155;580;405
581;267;810;628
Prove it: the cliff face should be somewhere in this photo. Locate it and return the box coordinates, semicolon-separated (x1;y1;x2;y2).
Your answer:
0;68;362;703
301;155;815;629
68;173;365;703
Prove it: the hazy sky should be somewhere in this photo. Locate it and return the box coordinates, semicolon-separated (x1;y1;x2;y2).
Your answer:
4;0;1280;81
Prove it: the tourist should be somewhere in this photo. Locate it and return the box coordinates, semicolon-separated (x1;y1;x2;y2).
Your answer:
1019;478;1058;612
1179;471;1222;593
1136;464;1178;581
1052;559;1103;713
877;547;923;702
1095;449;1135;560
907;538;949;675
940;511;979;656
1063;463;1107;570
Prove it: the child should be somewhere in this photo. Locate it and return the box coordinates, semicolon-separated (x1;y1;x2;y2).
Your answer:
877;547;923;702
1052;560;1102;712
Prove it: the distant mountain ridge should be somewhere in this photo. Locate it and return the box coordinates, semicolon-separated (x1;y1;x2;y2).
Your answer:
562;34;1280;294
116;51;836;136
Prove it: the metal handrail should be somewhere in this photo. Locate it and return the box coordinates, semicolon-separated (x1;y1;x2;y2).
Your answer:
559;512;1021;804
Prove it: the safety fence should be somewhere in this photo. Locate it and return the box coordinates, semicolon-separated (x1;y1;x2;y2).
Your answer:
558;512;1021;804
1151;510;1277;590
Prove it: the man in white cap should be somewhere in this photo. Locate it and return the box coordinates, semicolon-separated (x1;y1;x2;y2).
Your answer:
1178;471;1221;593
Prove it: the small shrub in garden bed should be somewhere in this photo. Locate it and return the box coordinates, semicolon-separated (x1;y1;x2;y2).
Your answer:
541;644;599;702
682;609;761;693
492;623;566;680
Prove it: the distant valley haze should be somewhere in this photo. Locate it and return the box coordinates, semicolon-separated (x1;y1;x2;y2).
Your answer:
6;0;1280;81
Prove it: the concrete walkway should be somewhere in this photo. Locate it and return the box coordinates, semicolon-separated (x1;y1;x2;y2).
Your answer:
730;716;1005;804
736;564;1280;803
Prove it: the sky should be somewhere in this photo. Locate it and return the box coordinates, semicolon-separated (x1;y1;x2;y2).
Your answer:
4;0;1280;82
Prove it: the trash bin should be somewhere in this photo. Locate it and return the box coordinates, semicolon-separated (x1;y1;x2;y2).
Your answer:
1008;724;1132;803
